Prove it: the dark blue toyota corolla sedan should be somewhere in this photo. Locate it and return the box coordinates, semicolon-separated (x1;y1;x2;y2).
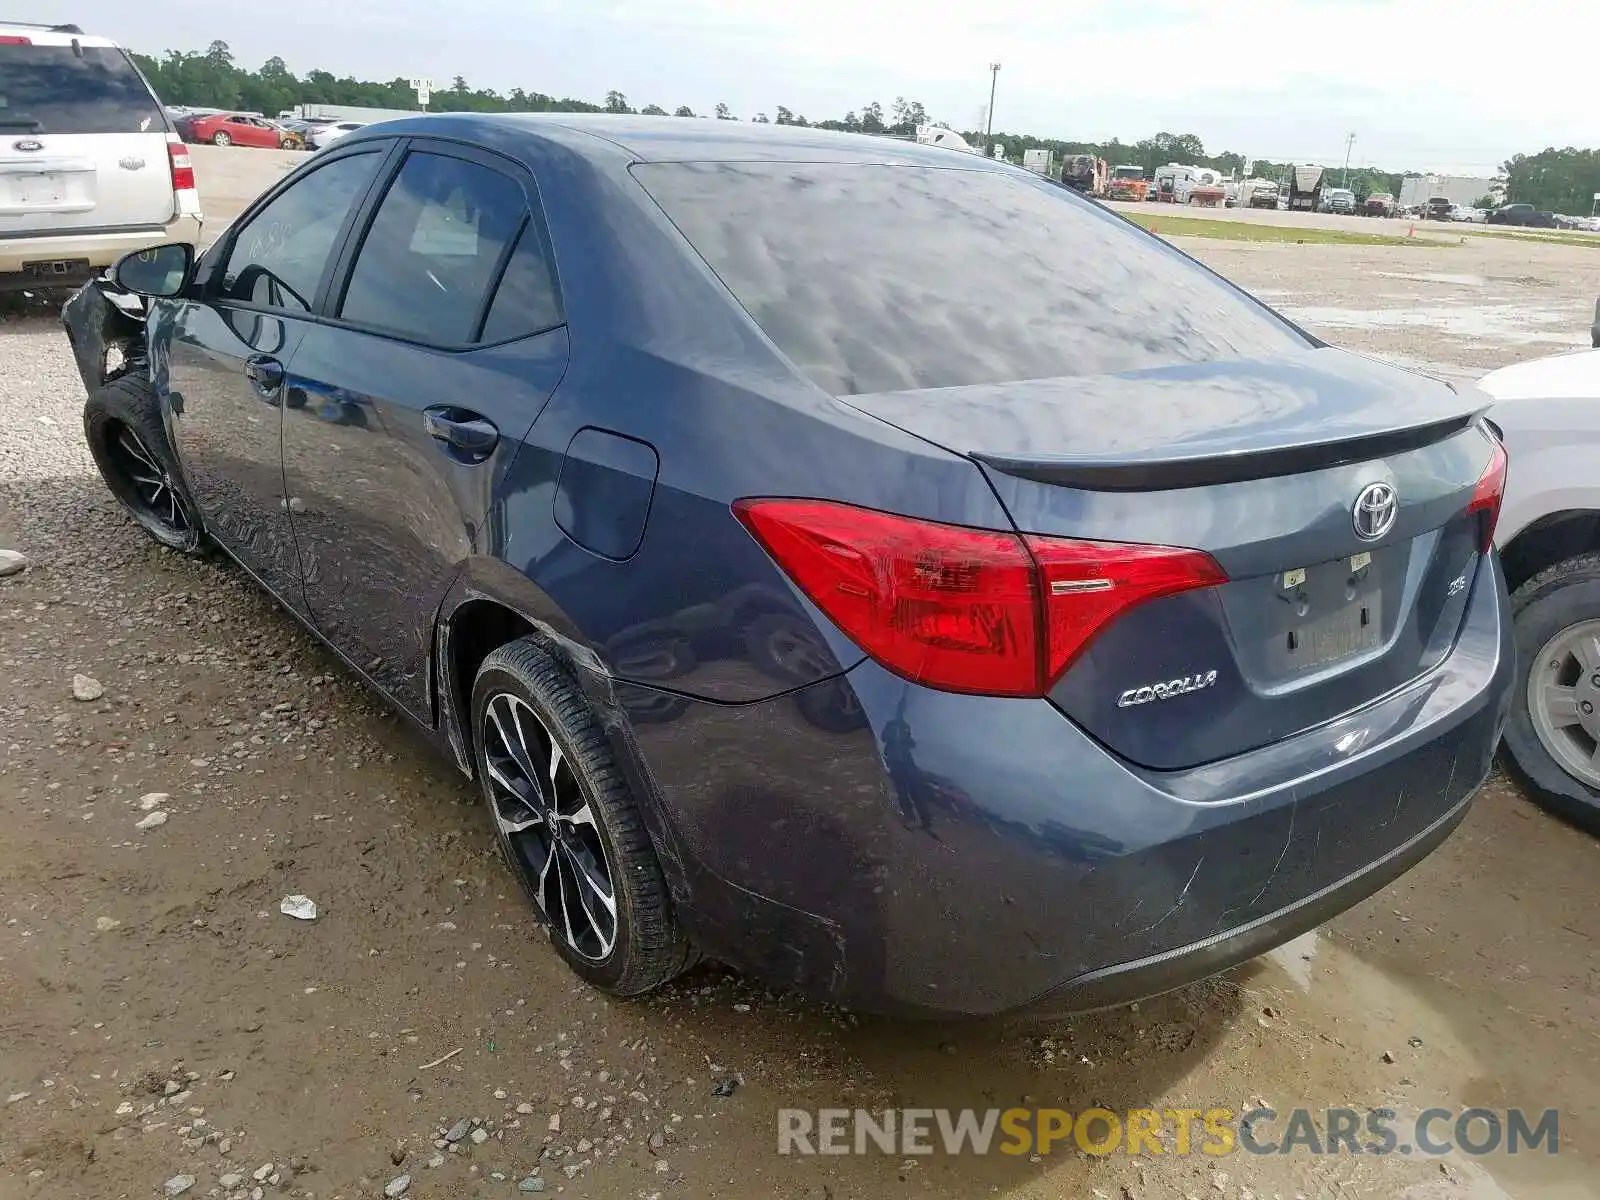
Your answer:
70;115;1513;1016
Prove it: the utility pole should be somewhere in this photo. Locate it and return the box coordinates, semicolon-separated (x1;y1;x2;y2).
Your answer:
984;62;1000;148
1342;131;1356;187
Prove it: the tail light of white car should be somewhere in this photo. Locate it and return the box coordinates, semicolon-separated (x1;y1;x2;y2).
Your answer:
166;137;201;217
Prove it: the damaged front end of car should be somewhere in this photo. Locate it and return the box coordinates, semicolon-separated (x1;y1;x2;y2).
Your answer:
60;277;149;396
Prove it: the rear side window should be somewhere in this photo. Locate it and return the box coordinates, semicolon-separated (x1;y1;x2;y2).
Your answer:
217;151;382;314
0;44;165;135
340;151;525;344
479;225;563;342
635;162;1308;395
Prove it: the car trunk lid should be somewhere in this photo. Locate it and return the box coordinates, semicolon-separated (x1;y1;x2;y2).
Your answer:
844;347;1502;768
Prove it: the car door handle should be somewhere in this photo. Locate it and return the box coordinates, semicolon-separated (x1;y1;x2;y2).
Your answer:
244;355;285;399
424;407;499;462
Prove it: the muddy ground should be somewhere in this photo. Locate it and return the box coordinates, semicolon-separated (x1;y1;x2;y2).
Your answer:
1;148;1598;1200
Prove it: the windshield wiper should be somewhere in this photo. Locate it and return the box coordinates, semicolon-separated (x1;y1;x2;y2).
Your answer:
0;119;45;131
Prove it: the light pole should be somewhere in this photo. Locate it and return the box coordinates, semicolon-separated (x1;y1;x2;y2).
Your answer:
1342;131;1356;188
984;62;1000;150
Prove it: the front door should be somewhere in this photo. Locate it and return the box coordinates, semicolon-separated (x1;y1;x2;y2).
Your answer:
164;147;388;612
282;144;567;719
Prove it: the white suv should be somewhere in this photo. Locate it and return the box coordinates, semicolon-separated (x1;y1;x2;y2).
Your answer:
0;21;202;292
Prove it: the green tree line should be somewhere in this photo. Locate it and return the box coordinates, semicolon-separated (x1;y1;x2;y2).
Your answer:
1500;148;1600;215
134;43;1598;212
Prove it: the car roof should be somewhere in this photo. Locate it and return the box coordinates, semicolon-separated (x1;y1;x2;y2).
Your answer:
351;111;1010;170
0;22;120;47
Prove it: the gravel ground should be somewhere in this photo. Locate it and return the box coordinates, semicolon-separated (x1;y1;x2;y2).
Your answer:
1;151;1598;1200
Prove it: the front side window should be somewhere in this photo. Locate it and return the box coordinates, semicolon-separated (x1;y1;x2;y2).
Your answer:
339;151;526;344
216;151;382;314
635;162;1309;396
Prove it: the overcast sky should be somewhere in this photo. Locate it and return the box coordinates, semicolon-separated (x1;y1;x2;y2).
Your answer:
35;0;1588;173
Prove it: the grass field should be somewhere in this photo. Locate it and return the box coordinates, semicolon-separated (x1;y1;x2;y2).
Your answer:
1120;211;1452;248
1457;226;1600;249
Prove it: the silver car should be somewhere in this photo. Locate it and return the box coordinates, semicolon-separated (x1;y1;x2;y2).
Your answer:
307;121;368;150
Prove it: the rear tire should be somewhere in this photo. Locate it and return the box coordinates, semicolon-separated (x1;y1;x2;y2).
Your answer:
83;375;209;557
471;639;694;994
1502;553;1600;832
211;131;231;146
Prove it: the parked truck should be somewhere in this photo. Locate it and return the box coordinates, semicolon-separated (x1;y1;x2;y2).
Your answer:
1286;164;1325;212
1152;164;1197;204
1061;154;1109;196
1241;177;1280;209
1106;164;1150;202
1022;148;1053;177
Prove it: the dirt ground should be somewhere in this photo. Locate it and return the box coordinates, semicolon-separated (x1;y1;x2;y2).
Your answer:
2;146;1598;1200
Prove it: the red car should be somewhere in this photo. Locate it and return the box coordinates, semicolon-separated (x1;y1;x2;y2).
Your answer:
187;113;299;149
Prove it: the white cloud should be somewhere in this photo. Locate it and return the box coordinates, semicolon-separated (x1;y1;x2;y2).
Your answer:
32;0;1591;170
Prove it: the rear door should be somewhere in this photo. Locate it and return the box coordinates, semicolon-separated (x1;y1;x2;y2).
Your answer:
0;32;175;235
282;141;568;719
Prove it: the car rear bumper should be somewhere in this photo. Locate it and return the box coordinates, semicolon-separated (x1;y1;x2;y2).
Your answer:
0;214;202;290
617;554;1512;1017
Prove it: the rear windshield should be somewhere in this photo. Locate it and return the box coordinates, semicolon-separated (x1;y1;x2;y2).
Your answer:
635;162;1308;396
0;44;166;135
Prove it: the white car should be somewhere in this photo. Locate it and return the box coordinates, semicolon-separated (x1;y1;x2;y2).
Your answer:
307;121;368;150
1479;332;1600;831
0;21;202;292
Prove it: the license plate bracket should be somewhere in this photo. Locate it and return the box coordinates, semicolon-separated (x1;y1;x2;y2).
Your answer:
13;172;67;206
1270;557;1383;673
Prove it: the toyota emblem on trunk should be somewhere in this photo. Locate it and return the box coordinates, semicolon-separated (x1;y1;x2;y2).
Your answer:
1352;482;1398;541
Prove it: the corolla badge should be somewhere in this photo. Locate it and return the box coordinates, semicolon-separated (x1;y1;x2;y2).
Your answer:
12;139;44;152
1117;670;1219;708
1352;481;1398;541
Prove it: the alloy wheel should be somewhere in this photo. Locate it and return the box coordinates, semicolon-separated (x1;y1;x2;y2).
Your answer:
1527;618;1600;790
481;692;618;961
107;423;192;535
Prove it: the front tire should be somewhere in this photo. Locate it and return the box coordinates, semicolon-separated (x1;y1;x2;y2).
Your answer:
1502;554;1600;832
211;131;231;146
83;375;209;556
471;639;693;994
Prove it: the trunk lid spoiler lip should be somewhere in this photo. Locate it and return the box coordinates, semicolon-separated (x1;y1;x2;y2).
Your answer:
972;410;1486;491
841;349;1492;492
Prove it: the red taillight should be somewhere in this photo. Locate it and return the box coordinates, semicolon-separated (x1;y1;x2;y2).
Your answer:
0;35;32;43
733;498;1227;698
1026;534;1229;686
166;140;196;193
1466;436;1508;553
